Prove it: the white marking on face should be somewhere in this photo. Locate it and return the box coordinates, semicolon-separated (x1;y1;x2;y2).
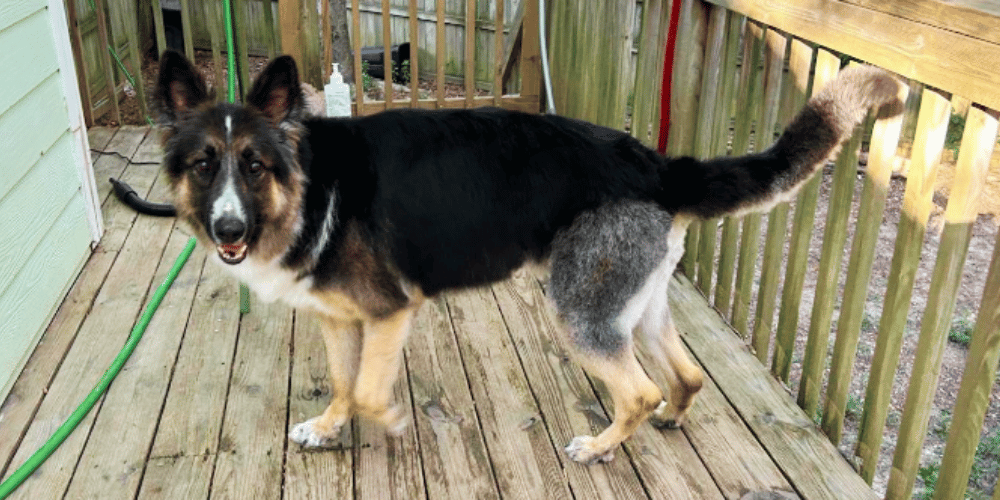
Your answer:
210;157;247;239
225;114;233;141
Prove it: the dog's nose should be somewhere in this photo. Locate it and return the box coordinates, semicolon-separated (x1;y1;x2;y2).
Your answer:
214;217;246;243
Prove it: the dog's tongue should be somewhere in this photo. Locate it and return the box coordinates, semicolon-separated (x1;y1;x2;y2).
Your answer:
218;242;248;263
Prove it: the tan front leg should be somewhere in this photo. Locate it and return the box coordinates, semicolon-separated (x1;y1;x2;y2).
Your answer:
289;316;362;448
353;304;421;434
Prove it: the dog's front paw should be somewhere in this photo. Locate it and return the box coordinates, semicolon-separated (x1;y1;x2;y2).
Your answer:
564;435;615;465
289;417;345;448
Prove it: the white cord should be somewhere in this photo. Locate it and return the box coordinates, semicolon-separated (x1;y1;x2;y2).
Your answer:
538;0;556;114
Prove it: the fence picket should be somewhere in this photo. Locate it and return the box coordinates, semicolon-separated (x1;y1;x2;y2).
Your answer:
887;105;999;500
795;49;844;416
855;86;951;482
730;21;765;336
685;4;727;289
935;228;1000;497
712;13;747;314
821;75;909;443
748;29;789;364
771;37;814;382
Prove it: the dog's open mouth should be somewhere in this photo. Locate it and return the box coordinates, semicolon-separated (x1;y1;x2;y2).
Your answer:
218;243;248;264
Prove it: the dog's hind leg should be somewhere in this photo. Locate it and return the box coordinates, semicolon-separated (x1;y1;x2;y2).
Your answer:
549;200;674;464
639;279;703;428
563;337;664;464
290;315;362;447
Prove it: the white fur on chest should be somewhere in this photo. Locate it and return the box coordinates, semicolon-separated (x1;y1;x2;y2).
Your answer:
216;254;333;314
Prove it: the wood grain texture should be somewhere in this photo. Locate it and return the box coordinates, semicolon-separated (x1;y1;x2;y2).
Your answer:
821;78;908;443
138;257;242;499
730;21;766;335
936;229;1000;498
748;28;789;365
0;75;73;202
406;297;499;499
855;87;951;482
93;128;156;254
446;287;573;500
701;0;1000;110
492;271;649;499
633;326;794;499
795;50;850;416
1;188;175;498
0;0;44;32
0;8;57;117
886;106;999;500
772;38;816;383
208;297;292;500
283;312;354;500
0;136;84;297
0;132;113;475
355;360;425;499
671;274;878;499
842;0;1000;46
0;195;91;421
64;228;206;499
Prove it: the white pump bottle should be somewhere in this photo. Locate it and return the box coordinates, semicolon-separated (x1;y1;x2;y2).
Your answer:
324;63;352;117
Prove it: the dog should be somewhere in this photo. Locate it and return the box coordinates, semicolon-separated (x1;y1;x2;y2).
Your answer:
153;49;901;465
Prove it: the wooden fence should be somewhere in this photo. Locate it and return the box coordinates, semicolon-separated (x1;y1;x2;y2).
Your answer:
63;0;544;124
653;1;1000;498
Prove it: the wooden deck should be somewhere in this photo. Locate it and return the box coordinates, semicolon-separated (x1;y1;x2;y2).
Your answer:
0;126;877;499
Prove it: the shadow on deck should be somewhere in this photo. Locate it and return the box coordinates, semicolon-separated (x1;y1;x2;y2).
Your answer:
0;127;876;499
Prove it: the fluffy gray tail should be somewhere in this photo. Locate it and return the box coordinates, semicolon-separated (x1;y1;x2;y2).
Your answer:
658;65;903;219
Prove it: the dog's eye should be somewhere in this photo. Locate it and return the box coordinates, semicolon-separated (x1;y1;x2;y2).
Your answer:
249;161;264;174
194;160;211;172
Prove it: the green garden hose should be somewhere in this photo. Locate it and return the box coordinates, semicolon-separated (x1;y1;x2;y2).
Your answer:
0;6;248;495
0;238;197;499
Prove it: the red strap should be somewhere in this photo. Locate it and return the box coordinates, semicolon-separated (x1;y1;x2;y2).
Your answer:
657;0;685;154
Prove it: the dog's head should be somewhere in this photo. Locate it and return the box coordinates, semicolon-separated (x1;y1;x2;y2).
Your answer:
154;50;307;265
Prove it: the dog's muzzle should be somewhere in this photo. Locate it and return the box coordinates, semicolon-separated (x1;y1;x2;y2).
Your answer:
213;216;249;264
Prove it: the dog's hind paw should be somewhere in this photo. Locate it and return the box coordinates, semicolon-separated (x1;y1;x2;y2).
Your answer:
649;400;686;429
289;417;345;448
564;436;615;465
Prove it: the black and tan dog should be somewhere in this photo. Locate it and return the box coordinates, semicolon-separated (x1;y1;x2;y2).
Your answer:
153;50;900;464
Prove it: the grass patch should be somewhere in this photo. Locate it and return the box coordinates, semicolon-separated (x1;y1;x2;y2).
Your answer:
949;312;976;347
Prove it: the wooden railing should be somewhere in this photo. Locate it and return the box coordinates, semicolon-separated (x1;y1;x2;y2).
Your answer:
658;1;1000;498
66;0;541;125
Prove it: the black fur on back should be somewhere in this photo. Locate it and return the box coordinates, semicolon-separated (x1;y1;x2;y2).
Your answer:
286;108;680;294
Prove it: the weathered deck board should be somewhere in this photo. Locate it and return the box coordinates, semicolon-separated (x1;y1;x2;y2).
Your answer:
208;297;292;499
406;297;499;500
671;274;878;500
284;314;354;500
3;173;177;498
63;229;206;499
139;259;242;500
491;271;650;499
0;126;880;499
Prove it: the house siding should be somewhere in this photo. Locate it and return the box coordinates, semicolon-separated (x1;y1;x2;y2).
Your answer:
0;1;96;399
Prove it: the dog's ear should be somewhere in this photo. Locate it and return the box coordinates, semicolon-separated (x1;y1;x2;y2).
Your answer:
246;56;304;125
154;50;210;126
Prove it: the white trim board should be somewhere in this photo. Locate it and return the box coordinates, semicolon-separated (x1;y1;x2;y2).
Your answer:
47;0;103;246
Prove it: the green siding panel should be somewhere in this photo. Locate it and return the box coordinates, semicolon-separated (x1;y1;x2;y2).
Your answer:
0;8;59;116
0;73;71;201
0;133;81;298
0;192;91;397
0;0;45;33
